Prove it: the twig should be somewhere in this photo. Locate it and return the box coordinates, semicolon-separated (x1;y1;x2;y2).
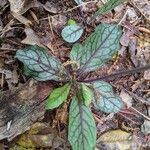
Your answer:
130;106;150;121
80;64;150;83
130;1;150;23
138;27;150;34
123;88;150;106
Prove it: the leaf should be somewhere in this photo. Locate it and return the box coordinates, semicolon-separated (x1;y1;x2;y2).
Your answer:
93;81;123;113
21;28;44;47
68;19;77;25
61;25;84;43
68;95;96;150
70;23;122;75
96;130;132;150
97;129;131;143
46;83;71;110
94;0;127;18
15;45;67;81
74;0;83;5
81;83;93;106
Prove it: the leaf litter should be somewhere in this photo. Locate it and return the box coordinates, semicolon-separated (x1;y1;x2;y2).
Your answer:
0;0;150;149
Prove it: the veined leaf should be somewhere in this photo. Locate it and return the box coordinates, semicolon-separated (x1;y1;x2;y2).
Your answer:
68;95;96;150
16;45;67;81
46;83;71;110
93;81;123;113
61;25;84;43
74;0;83;5
94;0;127;18
70;23;122;75
81;83;93;106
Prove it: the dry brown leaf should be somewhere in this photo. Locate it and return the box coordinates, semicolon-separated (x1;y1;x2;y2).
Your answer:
96;130;142;150
97;129;131;143
120;90;133;108
144;70;150;80
8;0;39;26
16;122;65;148
0;79;53;141
42;1;58;14
21;28;44;47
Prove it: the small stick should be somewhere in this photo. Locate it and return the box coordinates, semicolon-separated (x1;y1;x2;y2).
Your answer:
80;64;150;83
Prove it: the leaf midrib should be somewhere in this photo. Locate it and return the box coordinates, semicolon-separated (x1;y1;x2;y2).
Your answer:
77;25;116;75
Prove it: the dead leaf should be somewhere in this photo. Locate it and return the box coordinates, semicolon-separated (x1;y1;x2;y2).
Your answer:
96;130;141;150
126;6;138;23
16;122;64;148
0;79;53;141
42;1;58;14
21;28;44;47
144;70;150;80
8;0;37;14
8;0;40;26
51;15;67;29
97;129;131;143
120;90;133;108
120;29;134;47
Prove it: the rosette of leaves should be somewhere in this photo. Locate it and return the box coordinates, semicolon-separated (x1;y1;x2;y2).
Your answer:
16;23;123;150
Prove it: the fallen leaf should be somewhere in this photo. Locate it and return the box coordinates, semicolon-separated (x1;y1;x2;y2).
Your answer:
8;0;39;26
0;79;53;141
120;90;133;108
21;28;44;47
42;1;58;14
144;70;150;80
16;122;65;148
96;130;134;150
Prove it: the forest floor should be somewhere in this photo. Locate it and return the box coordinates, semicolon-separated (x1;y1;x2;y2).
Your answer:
0;0;150;149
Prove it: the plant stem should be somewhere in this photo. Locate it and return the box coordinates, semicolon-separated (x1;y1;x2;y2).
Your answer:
79;64;150;83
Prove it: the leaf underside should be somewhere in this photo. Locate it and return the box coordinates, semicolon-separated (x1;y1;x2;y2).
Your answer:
94;0;127;18
46;83;71;110
93;81;123;113
68;95;96;150
70;23;122;75
61;25;84;43
16;45;67;81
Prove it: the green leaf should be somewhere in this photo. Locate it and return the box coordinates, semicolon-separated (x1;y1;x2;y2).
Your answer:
46;83;71;110
70;23;122;75
94;0;127;18
68;95;96;150
61;25;84;43
81;83;93;106
74;0;83;5
93;81;123;113
68;19;77;25
15;45;67;81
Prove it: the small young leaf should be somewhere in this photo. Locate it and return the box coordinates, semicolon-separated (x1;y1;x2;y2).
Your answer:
68;19;77;25
46;83;71;110
61;25;84;43
93;81;123;113
70;23;122;75
94;0;127;18
16;45;67;81
81;83;93;106
68;95;96;150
